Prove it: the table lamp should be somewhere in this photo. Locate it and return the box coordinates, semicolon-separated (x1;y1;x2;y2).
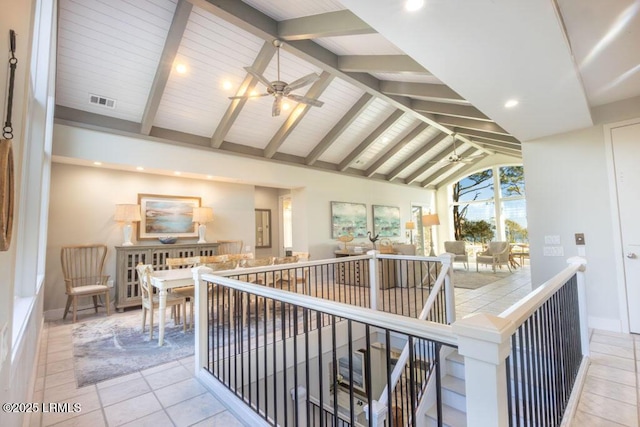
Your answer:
422;213;440;256
192;207;214;243
114;204;141;246
405;221;415;244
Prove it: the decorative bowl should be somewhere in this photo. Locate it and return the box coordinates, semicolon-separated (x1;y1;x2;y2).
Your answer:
158;236;177;244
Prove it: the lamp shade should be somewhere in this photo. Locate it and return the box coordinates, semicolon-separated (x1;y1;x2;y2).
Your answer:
405;221;415;230
422;214;440;226
114;204;141;222
192;207;214;224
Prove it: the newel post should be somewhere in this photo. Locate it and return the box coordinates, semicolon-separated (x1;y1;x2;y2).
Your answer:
193;266;213;376
568;256;589;357
363;400;386;427
368;250;380;310
438;253;456;324
290;386;307;427
452;313;514;427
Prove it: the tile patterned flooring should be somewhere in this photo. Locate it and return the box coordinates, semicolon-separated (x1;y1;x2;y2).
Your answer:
30;265;639;426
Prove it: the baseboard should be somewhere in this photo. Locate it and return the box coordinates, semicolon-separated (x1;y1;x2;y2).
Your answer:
44;302;113;321
587;316;622;333
560;356;590;427
196;369;269;426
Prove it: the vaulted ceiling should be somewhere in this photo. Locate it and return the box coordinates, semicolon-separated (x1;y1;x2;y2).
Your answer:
54;0;640;188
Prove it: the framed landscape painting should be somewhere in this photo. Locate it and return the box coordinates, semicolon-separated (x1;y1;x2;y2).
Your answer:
373;205;401;237
331;201;367;238
137;194;200;240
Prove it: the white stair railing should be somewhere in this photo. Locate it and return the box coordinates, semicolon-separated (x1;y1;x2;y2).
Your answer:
377;253;455;407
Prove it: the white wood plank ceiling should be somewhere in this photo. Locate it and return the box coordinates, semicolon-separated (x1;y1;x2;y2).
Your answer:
54;0;525;189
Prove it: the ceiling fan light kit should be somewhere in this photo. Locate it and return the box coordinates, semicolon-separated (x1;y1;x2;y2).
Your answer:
228;40;324;117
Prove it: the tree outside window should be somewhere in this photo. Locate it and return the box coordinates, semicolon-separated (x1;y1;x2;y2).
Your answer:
452;165;526;243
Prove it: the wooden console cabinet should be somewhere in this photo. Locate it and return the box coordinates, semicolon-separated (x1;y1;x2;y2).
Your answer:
114;242;219;311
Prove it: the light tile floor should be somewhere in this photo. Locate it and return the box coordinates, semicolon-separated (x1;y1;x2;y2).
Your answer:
30;264;639;426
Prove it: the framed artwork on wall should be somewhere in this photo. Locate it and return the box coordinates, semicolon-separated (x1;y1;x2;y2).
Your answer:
331;201;367;238
137;194;200;240
373;205;401;237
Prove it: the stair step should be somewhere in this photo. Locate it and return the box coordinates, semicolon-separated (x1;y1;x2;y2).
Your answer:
446;352;465;380
441;374;466;412
425;403;467;427
442;375;466;396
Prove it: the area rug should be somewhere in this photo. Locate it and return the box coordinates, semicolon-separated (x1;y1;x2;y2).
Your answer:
452;268;513;289
72;312;195;387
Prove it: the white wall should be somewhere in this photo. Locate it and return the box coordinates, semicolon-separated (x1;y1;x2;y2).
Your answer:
522;97;640;331
46;163;256;312
53;124;436;259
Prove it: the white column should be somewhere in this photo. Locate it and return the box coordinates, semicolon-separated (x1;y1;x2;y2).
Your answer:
452;313;514;427
568;256;589;357
193;266;213;376
363;400;387;427
290;386;307;427
368;250;379;310
438;253;456;324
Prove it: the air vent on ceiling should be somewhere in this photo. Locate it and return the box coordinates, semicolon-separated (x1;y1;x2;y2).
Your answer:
89;94;116;109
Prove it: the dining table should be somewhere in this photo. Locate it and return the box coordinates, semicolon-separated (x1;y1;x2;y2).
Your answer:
149;268;195;346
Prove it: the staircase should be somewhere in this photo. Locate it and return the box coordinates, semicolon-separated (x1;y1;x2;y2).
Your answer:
425;350;467;427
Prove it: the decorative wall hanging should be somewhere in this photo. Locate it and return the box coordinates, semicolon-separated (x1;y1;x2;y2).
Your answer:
372;205;401;237
137;194;200;240
1;30;17;251
331;201;367;239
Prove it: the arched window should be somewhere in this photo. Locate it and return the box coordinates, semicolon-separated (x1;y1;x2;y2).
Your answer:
451;165;527;244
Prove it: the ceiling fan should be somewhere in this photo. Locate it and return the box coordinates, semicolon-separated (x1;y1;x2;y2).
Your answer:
228;40;324;117
430;134;485;165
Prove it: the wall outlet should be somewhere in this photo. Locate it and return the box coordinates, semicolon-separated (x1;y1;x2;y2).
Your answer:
544;235;561;245
543;246;564;256
107;280;114;288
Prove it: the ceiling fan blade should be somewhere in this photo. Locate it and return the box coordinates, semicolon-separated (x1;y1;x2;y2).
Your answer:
244;66;274;89
272;97;282;117
286;94;324;107
228;93;270;100
286;73;320;91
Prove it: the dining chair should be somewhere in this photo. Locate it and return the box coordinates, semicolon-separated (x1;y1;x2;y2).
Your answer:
136;263;187;339
217;240;243;255
273;255;306;292
60;244;111;322
199;254;229;264
476;241;512;272
165;256;201;329
227;252;255;267
292;251;310;261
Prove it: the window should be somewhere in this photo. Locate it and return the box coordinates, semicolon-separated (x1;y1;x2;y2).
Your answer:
451;165;526;245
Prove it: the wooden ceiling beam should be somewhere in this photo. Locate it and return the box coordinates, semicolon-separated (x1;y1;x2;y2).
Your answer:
338;110;405;171
380;81;465;103
211;41;277;148
305;93;374;166
365;122;429;177
419;148;482;187
140;0;192;135
412;100;491;121
454;128;521;145
385;132;450;181
436;115;510;135
264;72;334;159
338;55;429;74
278;10;374;40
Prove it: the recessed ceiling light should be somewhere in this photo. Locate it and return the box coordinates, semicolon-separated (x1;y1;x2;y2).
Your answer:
93;161;102;166
174;171;181;176
136;166;144;171
206;175;213;179
405;0;424;12
505;99;519;108
222;80;232;90
175;63;187;74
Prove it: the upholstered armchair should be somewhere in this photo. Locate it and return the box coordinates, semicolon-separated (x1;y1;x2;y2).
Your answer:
476;241;512;272
444;241;469;270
